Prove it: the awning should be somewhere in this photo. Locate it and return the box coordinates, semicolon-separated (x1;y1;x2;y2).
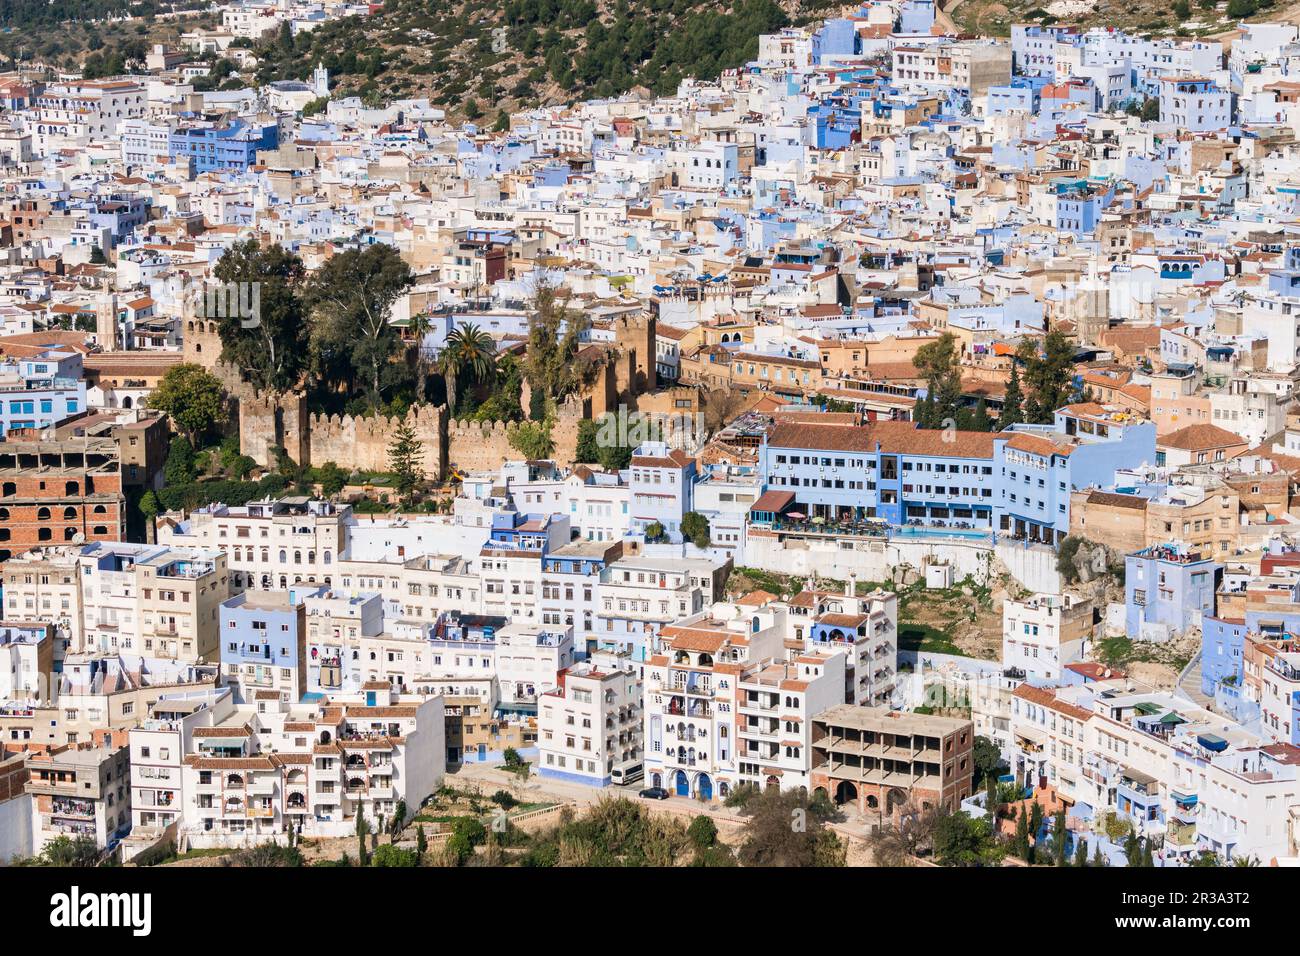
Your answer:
1121;766;1157;787
750;490;795;514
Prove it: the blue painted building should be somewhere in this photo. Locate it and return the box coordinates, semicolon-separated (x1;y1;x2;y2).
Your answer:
0;347;86;435
996;405;1157;545
219;590;307;703
1048;179;1113;237
1124;545;1223;640
812;17;859;62
758;407;1154;542
1201;615;1246;701
169;118;280;173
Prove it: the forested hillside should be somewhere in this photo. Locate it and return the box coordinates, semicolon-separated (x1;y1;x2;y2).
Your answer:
253;0;844;121
0;0;852;121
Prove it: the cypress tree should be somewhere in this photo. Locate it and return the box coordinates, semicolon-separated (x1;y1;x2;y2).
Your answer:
999;363;1024;429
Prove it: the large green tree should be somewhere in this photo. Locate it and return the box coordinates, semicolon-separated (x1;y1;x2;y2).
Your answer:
212;239;309;394
1017;328;1077;424
438;322;497;416
147;363;226;444
933;810;1001;867
999;362;1025;429
407;310;436;403
522;280;602;414
912;332;964;430
388;421;424;503
306;243;414;411
736;787;846;867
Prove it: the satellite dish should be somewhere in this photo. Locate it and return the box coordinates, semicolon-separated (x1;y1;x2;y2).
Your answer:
71;532;85;544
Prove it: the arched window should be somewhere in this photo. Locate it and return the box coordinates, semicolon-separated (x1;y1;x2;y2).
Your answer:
62;506;77;520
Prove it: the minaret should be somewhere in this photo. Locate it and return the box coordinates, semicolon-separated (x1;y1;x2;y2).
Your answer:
312;62;329;99
95;292;119;352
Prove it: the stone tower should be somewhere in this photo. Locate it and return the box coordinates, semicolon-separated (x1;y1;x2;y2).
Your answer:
613;313;657;402
94;292;119;352
182;286;224;369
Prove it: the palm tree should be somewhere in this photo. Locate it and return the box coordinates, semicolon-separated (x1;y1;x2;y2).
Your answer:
438;322;496;416
407;310;435;403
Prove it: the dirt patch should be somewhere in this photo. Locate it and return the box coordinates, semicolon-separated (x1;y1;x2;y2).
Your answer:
898;579;1003;661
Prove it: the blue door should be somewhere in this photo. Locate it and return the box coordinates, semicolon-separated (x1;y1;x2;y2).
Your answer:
675;771;689;796
477;743;486;761
697;774;713;801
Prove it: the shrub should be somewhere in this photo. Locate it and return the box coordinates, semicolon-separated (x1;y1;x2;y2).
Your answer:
687;814;717;849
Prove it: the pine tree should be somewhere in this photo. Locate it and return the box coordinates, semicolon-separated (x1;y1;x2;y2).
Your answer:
1029;800;1044;841
1124;832;1141;867
1074;839;1089;867
971;398;992;432
1141;838;1155;868
1013;805;1031;861
388;422;424;504
1052;809;1068;866
999;363;1024;429
356;812;370;866
1092;844;1108;867
915;391;935;428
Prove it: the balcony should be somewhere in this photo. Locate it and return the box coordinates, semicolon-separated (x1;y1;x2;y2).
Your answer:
245;805;275;819
672;678;714;697
1166;819;1197;847
51;797;95;818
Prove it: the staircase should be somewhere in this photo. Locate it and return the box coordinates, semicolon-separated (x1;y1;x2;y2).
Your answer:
1175;652;1215;711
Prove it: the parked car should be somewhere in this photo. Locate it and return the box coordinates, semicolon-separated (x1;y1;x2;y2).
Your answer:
638;786;670;800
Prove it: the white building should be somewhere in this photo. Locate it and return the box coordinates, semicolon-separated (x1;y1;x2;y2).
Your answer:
538;651;642;786
178;686;444;848
1001;592;1092;682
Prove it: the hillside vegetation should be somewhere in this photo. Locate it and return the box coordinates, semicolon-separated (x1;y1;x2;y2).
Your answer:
241;0;839;120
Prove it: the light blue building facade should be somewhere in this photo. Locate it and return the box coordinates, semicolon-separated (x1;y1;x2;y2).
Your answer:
169;119;280;173
1124;545;1223;639
0;348;86;434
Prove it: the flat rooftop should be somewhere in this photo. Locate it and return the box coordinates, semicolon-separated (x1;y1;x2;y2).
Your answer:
814;703;971;737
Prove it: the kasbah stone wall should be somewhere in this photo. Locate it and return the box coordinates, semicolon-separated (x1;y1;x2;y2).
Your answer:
230;313;658;480
310;403;447;476
445;395;586;473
